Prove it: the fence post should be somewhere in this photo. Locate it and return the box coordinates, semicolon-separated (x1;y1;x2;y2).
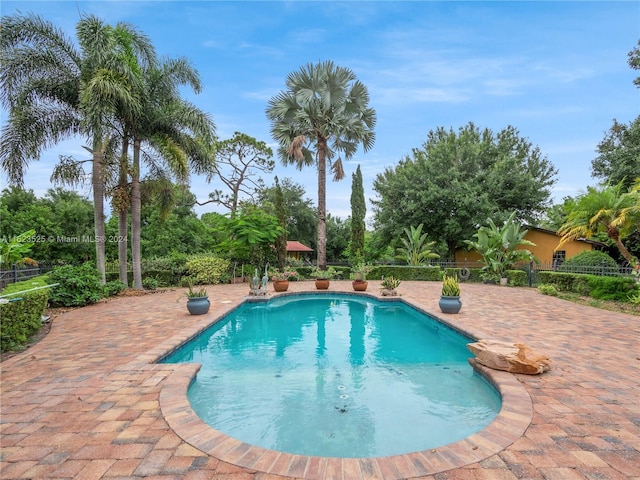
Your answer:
12;263;18;284
529;260;534;287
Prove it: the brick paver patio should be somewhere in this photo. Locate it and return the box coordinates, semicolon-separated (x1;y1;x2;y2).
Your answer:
1;281;638;479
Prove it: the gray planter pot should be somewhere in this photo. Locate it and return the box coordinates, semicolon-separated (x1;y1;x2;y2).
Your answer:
439;295;461;314
187;296;210;315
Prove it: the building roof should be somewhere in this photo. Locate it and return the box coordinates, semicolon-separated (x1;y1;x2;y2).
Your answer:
286;241;313;252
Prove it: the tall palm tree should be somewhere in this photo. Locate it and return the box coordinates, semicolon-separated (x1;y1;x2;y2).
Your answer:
1;13;149;283
558;182;640;264
266;61;376;269
125;58;215;289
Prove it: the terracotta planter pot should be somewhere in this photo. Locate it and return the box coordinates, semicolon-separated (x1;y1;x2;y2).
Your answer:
352;280;368;291
273;280;289;292
315;279;330;290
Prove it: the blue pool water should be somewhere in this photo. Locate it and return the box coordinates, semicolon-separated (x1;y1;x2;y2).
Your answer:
161;293;501;458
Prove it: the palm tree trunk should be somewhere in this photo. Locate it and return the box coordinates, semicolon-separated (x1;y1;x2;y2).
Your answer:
317;138;327;270
131;139;143;290
92;144;106;285
614;236;634;264
117;137;130;286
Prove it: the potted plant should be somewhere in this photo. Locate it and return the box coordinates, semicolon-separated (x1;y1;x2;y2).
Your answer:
439;274;461;314
380;276;401;296
185;284;210;315
270;268;298;292
311;266;336;290
350;263;370;291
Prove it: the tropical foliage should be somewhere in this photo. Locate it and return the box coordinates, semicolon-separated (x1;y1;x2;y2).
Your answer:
558;181;640;264
395;224;440;266
266;60;376;269
465;212;536;282
0;230;35;268
1;13;215;288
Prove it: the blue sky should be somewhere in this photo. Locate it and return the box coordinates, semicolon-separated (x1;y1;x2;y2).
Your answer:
2;1;639;221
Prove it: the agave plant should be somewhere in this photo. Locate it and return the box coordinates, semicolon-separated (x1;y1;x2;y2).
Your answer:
441;274;460;297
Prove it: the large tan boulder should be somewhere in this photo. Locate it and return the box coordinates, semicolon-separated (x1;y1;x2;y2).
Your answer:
467;340;551;375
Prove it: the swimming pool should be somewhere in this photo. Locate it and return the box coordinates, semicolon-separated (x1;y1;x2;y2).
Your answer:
161;293;501;458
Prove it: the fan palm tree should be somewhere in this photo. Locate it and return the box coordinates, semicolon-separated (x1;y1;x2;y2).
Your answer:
266;61;376;269
0;13;151;282
558;182;640;264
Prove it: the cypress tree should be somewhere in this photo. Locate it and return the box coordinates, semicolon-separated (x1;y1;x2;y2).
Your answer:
274;177;288;269
350;165;366;263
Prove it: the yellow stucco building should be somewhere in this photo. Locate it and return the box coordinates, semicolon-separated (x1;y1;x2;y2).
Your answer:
454;226;604;267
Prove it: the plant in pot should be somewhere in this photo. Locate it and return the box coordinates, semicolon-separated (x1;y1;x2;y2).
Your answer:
270;268;298;292
350;263;370;291
311;266;336;290
184;284;210;315
380;276;401;296
439;274;461;314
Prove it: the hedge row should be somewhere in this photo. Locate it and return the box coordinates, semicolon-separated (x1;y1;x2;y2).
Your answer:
0;289;49;352
538;271;638;301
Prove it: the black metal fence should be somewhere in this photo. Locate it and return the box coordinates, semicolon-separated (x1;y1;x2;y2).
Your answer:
1;259;635;290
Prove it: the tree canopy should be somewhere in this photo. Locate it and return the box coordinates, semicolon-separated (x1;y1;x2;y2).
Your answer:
591;117;640;189
372;122;557;257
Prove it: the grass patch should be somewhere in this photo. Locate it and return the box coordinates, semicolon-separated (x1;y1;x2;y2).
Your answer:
556;291;640;316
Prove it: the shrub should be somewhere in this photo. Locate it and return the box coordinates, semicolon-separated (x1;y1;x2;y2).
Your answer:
0;289;49;352
587;276;637;301
537;270;636;301
538;284;558;296
142;254;187;286
368;265;441;281
142;277;159;290
103;281;126;298
184;255;231;285
558;251;619;274
48;263;103;307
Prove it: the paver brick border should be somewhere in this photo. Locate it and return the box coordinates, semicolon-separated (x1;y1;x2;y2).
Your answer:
155;293;534;479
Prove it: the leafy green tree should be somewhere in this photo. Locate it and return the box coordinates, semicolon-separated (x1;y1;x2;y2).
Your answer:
326;214;350;263
558;182;640;264
266;60;376;269
372;122;557;257
138;186;210;258
395;224;440;266
349;165;366;263
629;38;640;88
43;189;95;262
225;207;284;268
204;132;273;217
465;212;536;281
254;178;316;250
540;197;577;232
1;13;152;283
0;187;95;262
591;117;640;189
